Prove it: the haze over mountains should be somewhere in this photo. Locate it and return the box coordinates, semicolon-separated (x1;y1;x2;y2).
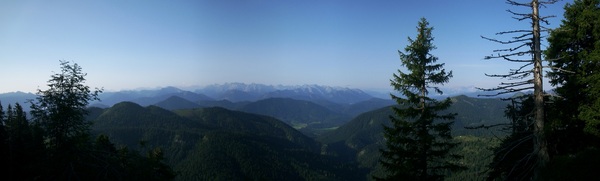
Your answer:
0;82;516;180
0;82;512;128
0;83;514;129
0;83;513;108
81;90;509;180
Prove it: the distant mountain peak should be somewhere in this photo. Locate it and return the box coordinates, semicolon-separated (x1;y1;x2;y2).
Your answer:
159;86;183;93
155;95;202;110
197;83;373;104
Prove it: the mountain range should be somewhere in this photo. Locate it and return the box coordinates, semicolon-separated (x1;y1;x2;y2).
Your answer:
0;83;534;180
0;83;512;109
0;91;36;111
0;83;509;138
84;94;510;180
152;96;394;137
196;83;375;104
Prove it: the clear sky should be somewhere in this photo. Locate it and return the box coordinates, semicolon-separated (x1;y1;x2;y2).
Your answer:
0;0;571;93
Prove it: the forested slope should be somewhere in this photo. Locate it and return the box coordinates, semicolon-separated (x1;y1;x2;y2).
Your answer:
318;95;508;179
90;102;365;180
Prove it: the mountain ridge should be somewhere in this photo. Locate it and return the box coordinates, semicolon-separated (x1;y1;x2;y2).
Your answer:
89;102;365;180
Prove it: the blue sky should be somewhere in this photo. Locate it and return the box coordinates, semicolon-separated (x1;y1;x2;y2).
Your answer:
0;0;571;93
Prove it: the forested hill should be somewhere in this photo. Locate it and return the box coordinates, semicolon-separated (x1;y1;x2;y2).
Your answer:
317;95;509;178
86;95;510;180
89;102;366;181
320;95;508;143
238;97;351;130
447;95;508;134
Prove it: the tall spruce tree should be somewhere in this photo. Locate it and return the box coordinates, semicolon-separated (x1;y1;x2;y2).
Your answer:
377;18;464;181
545;0;600;140
541;2;600;179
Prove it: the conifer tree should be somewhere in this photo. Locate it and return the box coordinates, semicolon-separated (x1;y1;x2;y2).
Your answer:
538;2;600;178
545;0;600;140
377;18;464;181
0;101;4;124
5;103;38;179
0;102;7;177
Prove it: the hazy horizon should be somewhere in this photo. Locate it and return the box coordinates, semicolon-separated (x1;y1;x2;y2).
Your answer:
1;0;570;93
0;82;490;100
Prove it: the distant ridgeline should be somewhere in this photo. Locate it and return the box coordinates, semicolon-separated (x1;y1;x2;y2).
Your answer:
2;83;513;180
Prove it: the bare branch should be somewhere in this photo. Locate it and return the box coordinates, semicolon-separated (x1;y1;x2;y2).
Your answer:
485;50;533;61
502;57;534;62
507;9;532;20
513;33;534;40
485;73;520;78
493;43;531;53
481;36;531;45
496;30;533;35
465;123;513;130
540;15;556;20
544;56;563;62
506;0;532;6
539;0;560;5
477;86;534;97
543;66;576;74
540;17;551;25
513;16;530;21
513;62;534;73
507;72;533;80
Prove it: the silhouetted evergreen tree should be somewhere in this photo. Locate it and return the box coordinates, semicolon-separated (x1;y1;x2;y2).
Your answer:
538;0;600;179
0;101;4;122
25;60;174;180
545;0;600;142
0;102;46;180
376;18;464;181
0;102;8;177
5;103;32;179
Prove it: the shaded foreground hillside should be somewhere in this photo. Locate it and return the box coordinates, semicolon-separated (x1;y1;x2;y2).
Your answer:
318;95;508;179
90;102;366;180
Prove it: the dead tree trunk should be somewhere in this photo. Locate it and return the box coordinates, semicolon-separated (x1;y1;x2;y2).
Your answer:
531;0;549;178
478;0;558;179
